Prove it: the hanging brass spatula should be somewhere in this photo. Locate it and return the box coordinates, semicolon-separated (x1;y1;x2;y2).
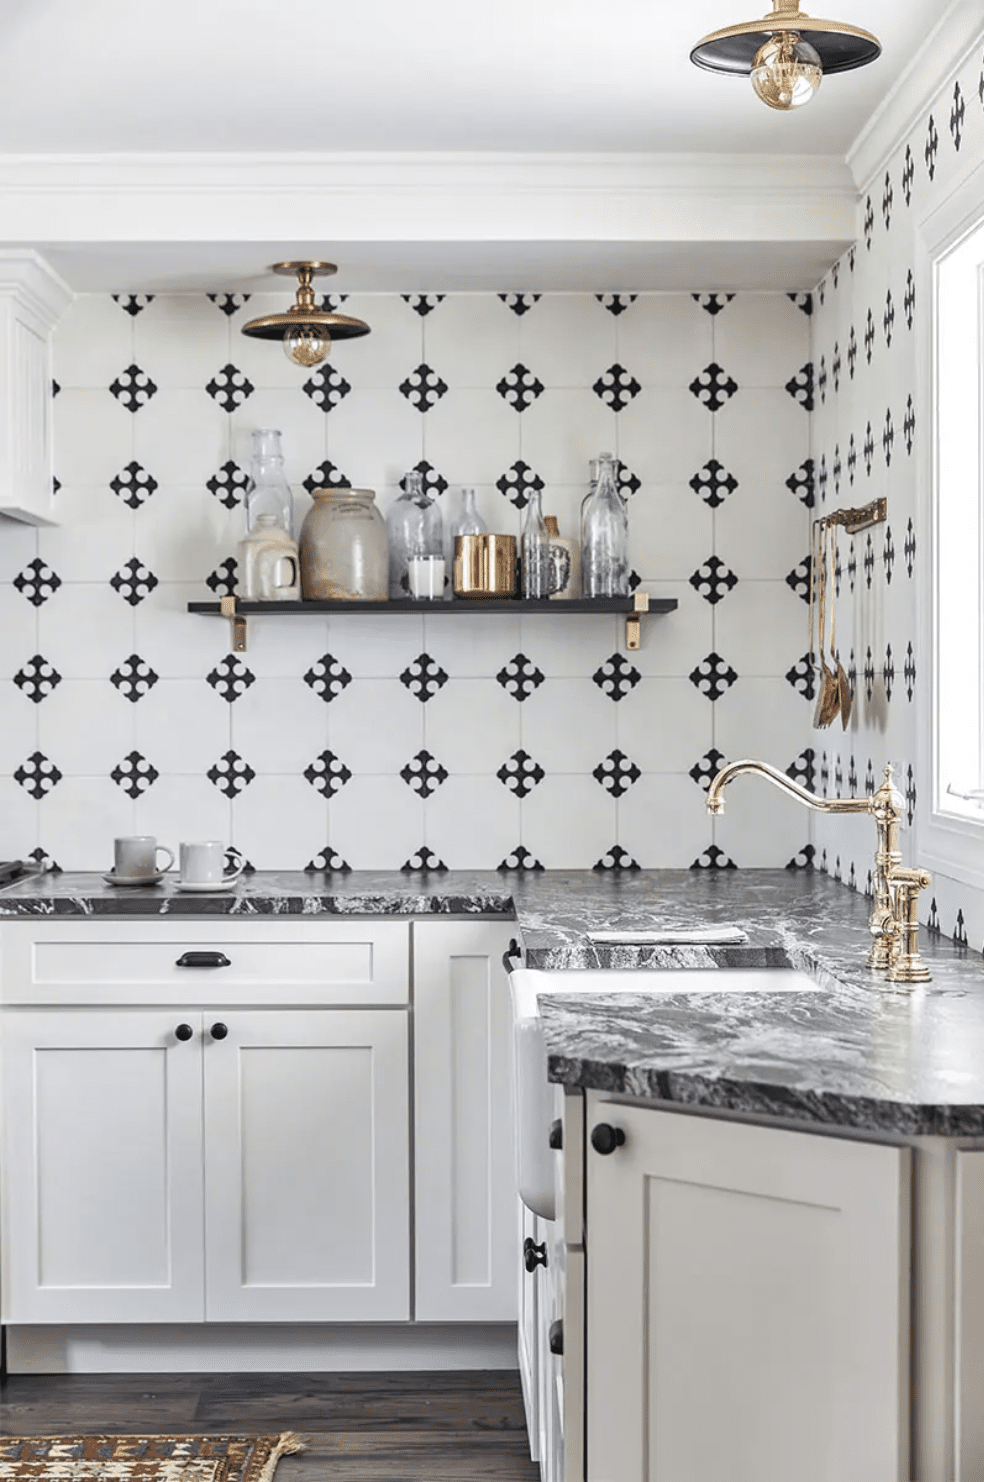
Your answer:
812;521;841;728
831;524;852;729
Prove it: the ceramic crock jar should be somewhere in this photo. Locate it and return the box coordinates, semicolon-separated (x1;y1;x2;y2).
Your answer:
299;487;389;600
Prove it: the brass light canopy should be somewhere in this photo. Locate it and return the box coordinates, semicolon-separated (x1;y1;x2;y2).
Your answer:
692;0;880;110
240;261;370;368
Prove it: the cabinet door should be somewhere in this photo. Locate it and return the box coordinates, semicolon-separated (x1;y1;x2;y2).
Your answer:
413;920;518;1321
203;1009;409;1322
1;1009;205;1323
586;1097;910;1482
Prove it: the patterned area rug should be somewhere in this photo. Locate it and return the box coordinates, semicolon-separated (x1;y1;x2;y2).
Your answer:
0;1435;305;1482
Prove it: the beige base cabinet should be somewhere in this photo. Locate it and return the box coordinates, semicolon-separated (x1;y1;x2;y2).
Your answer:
585;1094;911;1482
412;920;518;1323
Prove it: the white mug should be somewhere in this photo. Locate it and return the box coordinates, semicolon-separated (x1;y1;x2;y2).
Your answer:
179;841;245;886
114;836;175;879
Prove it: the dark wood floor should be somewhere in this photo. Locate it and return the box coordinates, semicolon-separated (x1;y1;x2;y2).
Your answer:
0;1371;540;1481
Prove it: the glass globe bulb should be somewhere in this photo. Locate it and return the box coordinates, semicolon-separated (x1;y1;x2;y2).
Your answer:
283;323;331;367
751;33;822;110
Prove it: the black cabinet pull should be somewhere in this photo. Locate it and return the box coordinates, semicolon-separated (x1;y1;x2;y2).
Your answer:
174;1023;194;1042
548;1319;564;1355
591;1122;626;1156
523;1237;547;1272
501;938;522;974
175;951;231;969
549;1118;563;1151
209;1023;229;1041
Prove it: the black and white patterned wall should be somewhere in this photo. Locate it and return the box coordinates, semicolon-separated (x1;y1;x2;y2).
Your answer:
811;32;984;952
1;289;817;871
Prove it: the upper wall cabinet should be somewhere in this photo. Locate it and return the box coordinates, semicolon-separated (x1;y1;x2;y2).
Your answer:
0;251;73;526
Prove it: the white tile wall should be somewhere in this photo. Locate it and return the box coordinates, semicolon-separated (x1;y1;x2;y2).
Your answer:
0;289;816;872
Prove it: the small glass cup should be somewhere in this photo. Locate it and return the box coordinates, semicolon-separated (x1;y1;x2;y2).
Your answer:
408;555;446;600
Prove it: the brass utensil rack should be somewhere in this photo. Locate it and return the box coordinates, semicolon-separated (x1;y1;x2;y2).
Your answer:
815;496;887;536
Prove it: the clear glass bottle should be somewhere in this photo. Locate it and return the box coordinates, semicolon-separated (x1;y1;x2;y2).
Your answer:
581;453;628;598
522;488;551;599
447;487;488;564
245;428;293;536
386;469;444;599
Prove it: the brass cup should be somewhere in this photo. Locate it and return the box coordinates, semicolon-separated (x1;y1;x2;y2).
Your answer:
453;534;518;597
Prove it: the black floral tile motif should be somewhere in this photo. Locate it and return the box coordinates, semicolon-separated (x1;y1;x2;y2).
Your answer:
863;422;875;478
113;293;154;316
498;293;540;315
495;460;544;510
927;896;941;934
883;409;895;467
848;755;859;797
109;364;157;412
110;558;158;606
28;846;60;873
817;356;827;404
905;519;916;577
785;555;812;603
208;749;256;797
692;293;734;315
615;461;642;497
832;343;841;393
205;557;238;596
902;144;914;206
110;654;159;703
303;654;352;703
785;459;814;508
787;748;817;792
592;364;641;412
832;445;842;497
14;751;61;798
13;655;61;704
306;848;351;873
205;364;254;413
592;750;641;797
925;113;939;179
592;653;641;701
14;558;61;606
784;363;813;411
688;747;726;791
402;294;445;315
691;845;736;870
904;395;916;455
110;461;158;509
400;750;448;797
883;290;895;349
496;653;545;701
689;556;738;605
318;293;348;312
786;844;816;870
863;194;874;250
594;846;640;871
690;459;738;508
399;363;448;413
904;270;915;330
864;308;875;364
689;362;738;411
904;642;916;701
882;171;894;231
207;655;255;703
498;846;544;871
303;459;351;493
496;364;543;413
788;291;813;315
883;525;895;583
688;652;738;700
400;654;449;702
207;461;250;508
863;645;875;702
864;534;876;590
905;764;916;828
847;325;857;379
51;379;61;397
207;292;251;315
403;460;449;497
111;750;159;798
496;750;545;797
304;751;352;797
950;80;966;150
402;848;448;873
596;293;637;315
847;433;857;486
953;910;969;948
303;364;351;413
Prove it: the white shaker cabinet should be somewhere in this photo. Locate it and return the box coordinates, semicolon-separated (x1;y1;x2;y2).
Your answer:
585;1095;911;1482
412;920;518;1321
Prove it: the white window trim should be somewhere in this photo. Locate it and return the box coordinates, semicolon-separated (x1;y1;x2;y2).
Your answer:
916;155;984;892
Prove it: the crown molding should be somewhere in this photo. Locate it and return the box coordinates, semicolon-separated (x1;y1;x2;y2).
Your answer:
847;1;984;191
0;249;74;328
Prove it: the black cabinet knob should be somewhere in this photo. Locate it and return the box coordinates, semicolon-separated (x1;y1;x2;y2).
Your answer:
175;951;231;969
548;1118;563;1151
548;1319;564;1355
502;938;523;974
174;1023;194;1042
590;1122;626;1155
209;1022;229;1040
523;1237;547;1272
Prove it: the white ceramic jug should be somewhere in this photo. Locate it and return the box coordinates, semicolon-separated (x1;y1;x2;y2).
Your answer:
237;515;301;601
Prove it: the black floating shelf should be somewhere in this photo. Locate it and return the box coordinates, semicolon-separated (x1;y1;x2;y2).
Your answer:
187;597;678;616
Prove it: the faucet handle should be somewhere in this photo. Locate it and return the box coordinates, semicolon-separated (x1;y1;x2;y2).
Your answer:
886;865;932;985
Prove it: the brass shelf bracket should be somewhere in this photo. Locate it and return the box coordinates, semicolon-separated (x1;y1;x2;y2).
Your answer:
219;595;248;652
819;496;887;536
625;591;650;651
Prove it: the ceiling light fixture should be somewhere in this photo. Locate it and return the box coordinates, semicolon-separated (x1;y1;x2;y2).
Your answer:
240;261;370;368
691;0;880;111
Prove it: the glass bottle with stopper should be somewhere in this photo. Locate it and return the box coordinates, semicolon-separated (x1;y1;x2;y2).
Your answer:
245;428;293;536
386;469;444;599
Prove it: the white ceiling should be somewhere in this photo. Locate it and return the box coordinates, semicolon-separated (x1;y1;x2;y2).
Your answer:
0;0;944;156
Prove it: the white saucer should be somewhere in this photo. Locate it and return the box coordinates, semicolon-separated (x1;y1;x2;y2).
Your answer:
103;870;167;887
174;878;242;893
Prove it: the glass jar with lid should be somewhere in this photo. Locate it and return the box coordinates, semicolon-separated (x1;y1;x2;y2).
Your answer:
299;487;388;600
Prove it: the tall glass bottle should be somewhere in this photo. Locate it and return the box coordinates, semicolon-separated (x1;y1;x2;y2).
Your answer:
386;469;444;598
245;429;293;536
448;487;487;558
581;453;628;598
522;488;551;599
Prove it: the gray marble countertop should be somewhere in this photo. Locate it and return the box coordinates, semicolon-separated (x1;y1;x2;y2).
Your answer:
1;867;982;1133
